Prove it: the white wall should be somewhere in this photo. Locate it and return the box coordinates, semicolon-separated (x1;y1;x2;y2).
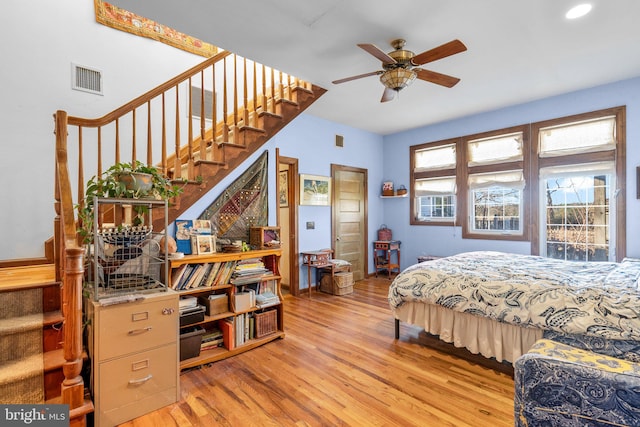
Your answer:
0;0;202;259
382;77;640;270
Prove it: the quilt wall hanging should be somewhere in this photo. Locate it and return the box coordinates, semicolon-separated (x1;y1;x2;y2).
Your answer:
94;0;219;58
199;151;269;242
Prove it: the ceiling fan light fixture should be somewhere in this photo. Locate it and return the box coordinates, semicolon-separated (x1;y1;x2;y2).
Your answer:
380;68;417;91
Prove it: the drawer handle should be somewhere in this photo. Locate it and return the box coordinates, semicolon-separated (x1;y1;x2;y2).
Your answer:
128;326;152;335
162;307;175;315
128;374;153;386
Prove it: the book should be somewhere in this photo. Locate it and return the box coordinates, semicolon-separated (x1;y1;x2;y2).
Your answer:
197;263;214;288
184;264;204;289
170;264;188;289
204;263;222;288
188;263;212;289
256;291;279;308
192;219;212;235
201;327;223;342
176;264;196;290
174;219;193;255
219;318;234;351
200;338;224;350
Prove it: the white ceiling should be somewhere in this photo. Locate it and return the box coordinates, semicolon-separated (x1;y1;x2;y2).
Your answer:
109;0;640;135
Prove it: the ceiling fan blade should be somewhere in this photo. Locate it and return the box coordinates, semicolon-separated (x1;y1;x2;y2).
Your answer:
357;43;397;64
415;69;461;88
332;71;382;85
381;87;395;103
411;39;467;66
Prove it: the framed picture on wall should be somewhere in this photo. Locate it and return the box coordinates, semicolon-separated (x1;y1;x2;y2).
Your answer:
300;174;331;206
279;171;289;207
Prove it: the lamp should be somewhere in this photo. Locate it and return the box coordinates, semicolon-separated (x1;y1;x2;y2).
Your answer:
379;68;417;91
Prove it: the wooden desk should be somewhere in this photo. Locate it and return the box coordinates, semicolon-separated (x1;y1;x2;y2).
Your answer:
301;250;331;297
373;240;401;279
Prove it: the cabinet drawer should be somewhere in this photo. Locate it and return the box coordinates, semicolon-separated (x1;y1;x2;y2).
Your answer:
97;343;177;412
96;296;178;360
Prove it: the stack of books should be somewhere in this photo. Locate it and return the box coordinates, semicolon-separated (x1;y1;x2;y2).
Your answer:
200;327;224;351
230;258;272;286
255;291;279;308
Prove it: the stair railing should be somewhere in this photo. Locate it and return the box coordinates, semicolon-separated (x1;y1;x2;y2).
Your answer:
53;50;312;423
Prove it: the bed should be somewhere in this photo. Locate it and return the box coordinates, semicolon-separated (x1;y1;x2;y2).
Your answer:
388;251;640;363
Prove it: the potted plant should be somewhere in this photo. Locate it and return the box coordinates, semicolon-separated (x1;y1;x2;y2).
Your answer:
77;160;183;242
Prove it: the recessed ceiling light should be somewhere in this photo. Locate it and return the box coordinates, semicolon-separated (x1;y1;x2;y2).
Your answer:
566;4;592;19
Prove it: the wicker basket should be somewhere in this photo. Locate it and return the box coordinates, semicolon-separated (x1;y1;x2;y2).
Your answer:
320;272;354;295
254;309;277;338
378;225;392;241
333;272;354;295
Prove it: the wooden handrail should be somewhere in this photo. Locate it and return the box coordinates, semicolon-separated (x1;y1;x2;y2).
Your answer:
66;51;232;128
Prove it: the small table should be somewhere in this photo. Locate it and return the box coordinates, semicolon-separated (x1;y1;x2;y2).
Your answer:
373;240;401;279
301;250;331;297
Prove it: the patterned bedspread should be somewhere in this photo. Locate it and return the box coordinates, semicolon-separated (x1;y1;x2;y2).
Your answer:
388;251;640;340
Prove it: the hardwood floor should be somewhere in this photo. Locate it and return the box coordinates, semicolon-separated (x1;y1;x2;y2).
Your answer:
119;278;515;426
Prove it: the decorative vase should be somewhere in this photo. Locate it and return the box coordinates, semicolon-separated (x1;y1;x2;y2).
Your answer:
116;172;153;193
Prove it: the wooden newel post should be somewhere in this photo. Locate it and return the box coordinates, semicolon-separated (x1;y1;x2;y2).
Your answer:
61;246;85;408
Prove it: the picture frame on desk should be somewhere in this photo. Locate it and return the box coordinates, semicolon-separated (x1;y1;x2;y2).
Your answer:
193;219;212;234
196;235;216;255
300;173;331;206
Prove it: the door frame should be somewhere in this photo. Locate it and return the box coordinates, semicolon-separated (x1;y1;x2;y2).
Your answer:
331;164;369;278
277;150;300;295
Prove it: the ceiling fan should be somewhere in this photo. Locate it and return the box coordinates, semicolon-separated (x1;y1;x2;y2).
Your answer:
332;38;467;102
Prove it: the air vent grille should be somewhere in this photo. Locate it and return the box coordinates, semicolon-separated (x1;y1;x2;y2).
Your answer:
72;63;103;95
191;86;214;120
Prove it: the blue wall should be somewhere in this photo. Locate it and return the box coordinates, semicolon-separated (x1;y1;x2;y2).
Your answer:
174;76;640;285
382;76;640;270
178;114;384;290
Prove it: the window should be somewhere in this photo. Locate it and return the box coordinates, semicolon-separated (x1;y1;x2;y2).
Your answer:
410;141;459;225
416;176;457;220
469;170;524;234
408;107;626;260
534;112;621;261
542;168;612;261
463;128;528;240
539;116;616;157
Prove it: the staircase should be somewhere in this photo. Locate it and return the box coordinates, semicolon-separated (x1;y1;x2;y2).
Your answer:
0;50;324;425
0;266;86;401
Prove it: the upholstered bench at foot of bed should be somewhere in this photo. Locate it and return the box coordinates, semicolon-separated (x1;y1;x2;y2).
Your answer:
514;338;640;427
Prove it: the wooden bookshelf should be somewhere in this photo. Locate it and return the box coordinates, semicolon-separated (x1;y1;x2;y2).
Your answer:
169;248;284;370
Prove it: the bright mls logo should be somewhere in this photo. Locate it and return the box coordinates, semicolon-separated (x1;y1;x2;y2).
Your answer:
1;405;68;426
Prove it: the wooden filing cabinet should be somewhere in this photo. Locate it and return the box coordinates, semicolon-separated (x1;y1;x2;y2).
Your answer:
87;291;179;427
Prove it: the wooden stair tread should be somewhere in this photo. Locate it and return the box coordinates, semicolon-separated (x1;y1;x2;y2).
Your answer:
195;159;226;167
0;264;56;291
219;141;246;148
44;348;88;373
46;396;95;421
44;310;63;326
